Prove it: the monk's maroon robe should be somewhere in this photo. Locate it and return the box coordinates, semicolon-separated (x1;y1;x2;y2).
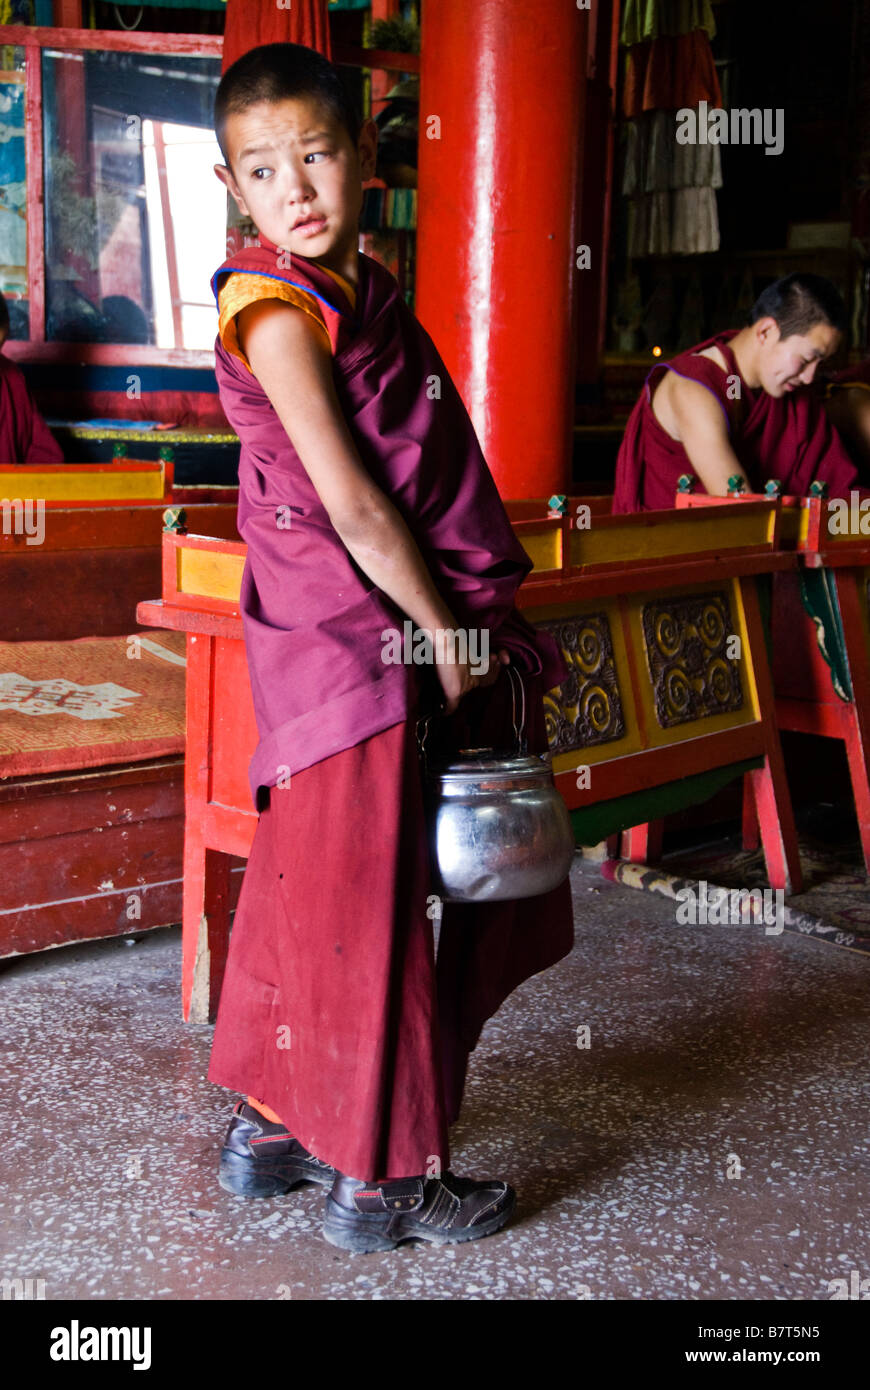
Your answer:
210;236;566;803
206;239;575;1178
0;354;64;463
613;330;860;513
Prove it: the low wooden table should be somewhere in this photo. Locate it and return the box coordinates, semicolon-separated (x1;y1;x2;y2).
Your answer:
676;489;870;876
138;498;802;1021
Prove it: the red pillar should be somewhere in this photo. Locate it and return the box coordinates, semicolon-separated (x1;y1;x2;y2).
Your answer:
416;0;586;500
370;0;403;117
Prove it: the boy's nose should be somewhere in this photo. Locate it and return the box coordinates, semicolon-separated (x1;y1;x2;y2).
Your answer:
278;165;317;204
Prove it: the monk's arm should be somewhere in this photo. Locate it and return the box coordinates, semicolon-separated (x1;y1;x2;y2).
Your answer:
237;298;505;711
669;376;750;496
14;374;64;463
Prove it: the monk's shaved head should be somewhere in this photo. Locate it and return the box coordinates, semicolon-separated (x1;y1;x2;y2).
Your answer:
214;42;361;174
751;273;848;342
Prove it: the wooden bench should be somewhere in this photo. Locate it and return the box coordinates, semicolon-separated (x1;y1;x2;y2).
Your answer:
0;464;244;959
0;461;239;640
675;488;870;875
138;498;801;1021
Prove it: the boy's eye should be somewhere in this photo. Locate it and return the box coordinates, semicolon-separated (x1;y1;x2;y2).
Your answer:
251;167;271;180
304;151;330;163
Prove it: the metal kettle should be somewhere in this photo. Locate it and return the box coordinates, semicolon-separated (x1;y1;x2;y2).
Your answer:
416;664;575;903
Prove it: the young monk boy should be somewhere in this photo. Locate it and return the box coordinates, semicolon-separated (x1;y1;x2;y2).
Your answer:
0;293;64;463
206;43;574;1253
613;273;861;512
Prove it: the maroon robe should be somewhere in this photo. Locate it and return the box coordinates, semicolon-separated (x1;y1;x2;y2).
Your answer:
210;235;567;804
0;354;64;463
613;330;860;513
206;239;575;1178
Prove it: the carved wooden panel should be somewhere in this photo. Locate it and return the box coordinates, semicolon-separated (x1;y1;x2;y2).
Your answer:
537;612;626;753
641;593;743;728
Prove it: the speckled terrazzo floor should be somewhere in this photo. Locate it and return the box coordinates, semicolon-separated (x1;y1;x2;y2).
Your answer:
1;856;867;1302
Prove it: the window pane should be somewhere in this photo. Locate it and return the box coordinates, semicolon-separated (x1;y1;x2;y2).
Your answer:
0;47;29;339
42;48;223;347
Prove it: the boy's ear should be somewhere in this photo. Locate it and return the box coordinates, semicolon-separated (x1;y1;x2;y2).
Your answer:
214;162;248;215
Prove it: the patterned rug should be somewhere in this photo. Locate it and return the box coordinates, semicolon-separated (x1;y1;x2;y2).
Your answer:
603;830;870;957
0;630;186;778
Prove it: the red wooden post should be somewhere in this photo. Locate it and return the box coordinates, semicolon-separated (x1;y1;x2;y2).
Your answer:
151;121;185;351
52;0;82;25
832;570;870;872
620;820;664;863
181;632;231;1023
370;0;402;117
24;43;45;344
416;0;583;498
741;775;761;851
740;577;804;894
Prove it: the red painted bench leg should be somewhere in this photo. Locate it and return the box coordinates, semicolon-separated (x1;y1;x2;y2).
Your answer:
620;820;664;863
181;631;232;1022
843;710;870;876
741;577;803;895
834;573;870;877
182;832;230;1024
742;774;760;851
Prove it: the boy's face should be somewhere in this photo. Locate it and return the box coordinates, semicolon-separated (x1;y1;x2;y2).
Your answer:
214;95;376;275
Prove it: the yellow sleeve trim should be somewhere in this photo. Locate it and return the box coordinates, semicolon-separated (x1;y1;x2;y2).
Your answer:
217;272;331;373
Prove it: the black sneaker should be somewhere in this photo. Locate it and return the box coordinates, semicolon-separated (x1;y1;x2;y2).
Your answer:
219;1100;336;1196
323;1170;516;1252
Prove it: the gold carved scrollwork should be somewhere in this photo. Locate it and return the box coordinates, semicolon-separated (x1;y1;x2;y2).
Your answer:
642;594;743;728
536;613;626;753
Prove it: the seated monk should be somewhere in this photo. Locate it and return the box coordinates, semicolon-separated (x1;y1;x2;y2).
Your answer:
612;273;861;512
820;359;870;481
0;292;64;463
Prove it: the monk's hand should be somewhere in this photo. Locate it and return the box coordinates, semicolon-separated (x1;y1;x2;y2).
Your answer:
435;646;510;715
475;647;511;689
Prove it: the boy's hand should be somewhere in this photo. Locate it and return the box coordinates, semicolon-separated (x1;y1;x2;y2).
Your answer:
436;646;511;716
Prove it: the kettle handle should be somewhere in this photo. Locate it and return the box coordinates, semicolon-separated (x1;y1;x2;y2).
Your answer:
506;662;527;754
415;661;526;768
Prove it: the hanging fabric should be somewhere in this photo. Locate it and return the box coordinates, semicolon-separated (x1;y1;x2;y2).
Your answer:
621;0;717;46
623;30;722;120
618;0;723;260
222;0;332;74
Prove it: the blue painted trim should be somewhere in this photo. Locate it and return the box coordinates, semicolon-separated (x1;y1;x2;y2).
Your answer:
210;265;344;318
21;363;220;394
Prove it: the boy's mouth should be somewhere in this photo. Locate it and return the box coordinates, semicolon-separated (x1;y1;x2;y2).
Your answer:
293;215;327;237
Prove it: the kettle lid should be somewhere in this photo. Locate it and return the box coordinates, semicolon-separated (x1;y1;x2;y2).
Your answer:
428;745;554;779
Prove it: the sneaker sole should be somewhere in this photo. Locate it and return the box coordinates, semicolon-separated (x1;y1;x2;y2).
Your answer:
321;1189;516;1253
219;1149;333;1197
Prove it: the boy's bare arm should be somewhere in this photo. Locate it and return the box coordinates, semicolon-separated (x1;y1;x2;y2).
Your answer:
667;375;750;495
237;298;506;711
